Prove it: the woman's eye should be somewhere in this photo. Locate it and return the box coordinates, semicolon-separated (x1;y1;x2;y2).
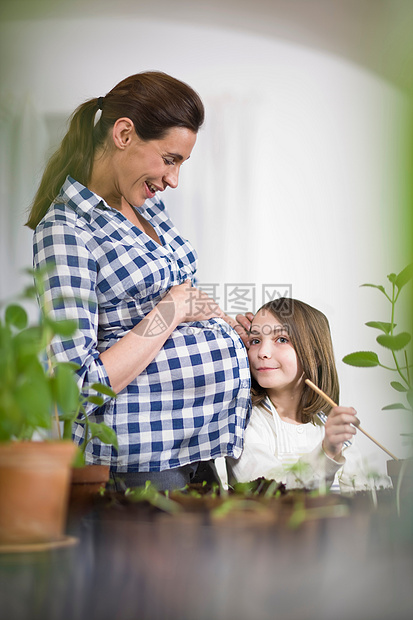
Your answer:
163;157;175;166
249;338;260;346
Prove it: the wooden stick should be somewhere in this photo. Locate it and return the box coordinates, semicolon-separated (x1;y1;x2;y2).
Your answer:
305;379;399;461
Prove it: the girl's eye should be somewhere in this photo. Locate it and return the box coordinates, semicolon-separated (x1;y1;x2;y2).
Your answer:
249;338;260;346
276;336;289;344
163;157;175;166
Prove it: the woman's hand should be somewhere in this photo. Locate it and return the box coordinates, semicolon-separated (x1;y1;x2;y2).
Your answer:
322;406;359;461
167;284;256;348
101;281;227;393
166;281;227;324
155;282;256;348
101;283;253;393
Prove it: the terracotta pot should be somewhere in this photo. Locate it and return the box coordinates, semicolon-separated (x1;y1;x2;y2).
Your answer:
0;441;77;545
69;464;110;513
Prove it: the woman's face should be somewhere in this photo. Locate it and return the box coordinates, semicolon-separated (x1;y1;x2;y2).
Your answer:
112;125;197;208
247;309;303;396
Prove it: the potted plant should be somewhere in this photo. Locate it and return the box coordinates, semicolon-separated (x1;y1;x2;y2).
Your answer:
0;267;117;547
342;264;413;490
61;377;118;512
0;269;79;549
32;263;118;511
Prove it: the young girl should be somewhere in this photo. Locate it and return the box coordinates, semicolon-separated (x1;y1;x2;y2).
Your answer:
226;297;390;493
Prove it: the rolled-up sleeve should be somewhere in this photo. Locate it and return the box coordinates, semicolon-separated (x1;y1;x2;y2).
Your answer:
34;221;112;414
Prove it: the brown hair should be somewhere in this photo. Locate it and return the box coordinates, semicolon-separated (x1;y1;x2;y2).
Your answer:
26;71;205;229
251;297;339;423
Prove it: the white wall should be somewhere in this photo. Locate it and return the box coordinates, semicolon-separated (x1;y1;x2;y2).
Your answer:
1;11;412;476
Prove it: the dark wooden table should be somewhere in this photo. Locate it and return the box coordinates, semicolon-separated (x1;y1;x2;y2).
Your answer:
1;488;412;620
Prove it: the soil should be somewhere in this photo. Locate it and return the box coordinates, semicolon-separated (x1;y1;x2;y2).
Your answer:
73;476;401;529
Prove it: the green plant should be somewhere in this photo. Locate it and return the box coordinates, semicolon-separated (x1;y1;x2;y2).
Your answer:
0;267;118;463
342;264;413;412
57;370;118;467
0;271;78;441
125;481;182;514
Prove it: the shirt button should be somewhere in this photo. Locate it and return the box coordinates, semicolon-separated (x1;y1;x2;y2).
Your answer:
297;426;304;434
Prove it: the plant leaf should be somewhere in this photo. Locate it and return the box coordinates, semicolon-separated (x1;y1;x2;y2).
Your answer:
382;403;408;411
387;273;397;284
14;369;53;432
21;285;38;299
365;321;395;334
407;390;413;409
13;327;44;358
0;396;25;440
59;410;78;422
5;304;28;330
390;381;408;392
342;351;380;367
86;395;105;406
376;332;411;351
88;422;118;451
91;383;117;398
45;317;78;337
395;263;413;291
55;361;81;371
71;448;86;468
360;283;387;295
52;364;80;416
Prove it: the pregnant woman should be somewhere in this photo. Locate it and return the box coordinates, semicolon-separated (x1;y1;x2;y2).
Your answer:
26;71;251;491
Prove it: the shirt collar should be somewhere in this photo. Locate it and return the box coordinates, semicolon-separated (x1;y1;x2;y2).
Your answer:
58;176;112;217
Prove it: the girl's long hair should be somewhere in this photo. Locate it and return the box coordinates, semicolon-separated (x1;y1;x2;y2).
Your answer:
251;297;339;423
26;71;205;230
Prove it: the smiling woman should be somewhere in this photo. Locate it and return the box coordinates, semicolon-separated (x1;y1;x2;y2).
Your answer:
89;123;197;217
25;71;251;491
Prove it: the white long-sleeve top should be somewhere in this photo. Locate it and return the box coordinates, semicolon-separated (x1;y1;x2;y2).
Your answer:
225;400;391;493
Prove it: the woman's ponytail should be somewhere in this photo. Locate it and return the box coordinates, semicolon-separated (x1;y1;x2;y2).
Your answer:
25;98;100;230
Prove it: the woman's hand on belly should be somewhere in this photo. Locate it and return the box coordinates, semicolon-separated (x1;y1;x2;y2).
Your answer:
169;282;252;345
168;281;227;323
99;281;235;393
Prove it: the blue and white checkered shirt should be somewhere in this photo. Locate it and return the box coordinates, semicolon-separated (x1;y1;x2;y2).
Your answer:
33;176;251;472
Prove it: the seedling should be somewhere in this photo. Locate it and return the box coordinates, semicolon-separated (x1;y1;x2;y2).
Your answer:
342;264;412;412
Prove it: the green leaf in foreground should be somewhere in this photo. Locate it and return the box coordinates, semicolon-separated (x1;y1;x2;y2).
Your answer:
342;351;380;367
91;383;117;398
46;318;78;337
86;395;105;407
376;332;411;351
382;403;409;411
360;283;387;295
365;321;394;334
88;422;119;452
395;263;413;291
390;381;408;392
5;304;28;330
52;364;80;416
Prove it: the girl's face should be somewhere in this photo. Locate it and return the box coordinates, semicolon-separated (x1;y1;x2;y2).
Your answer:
247;309;303;395
112;125;197;208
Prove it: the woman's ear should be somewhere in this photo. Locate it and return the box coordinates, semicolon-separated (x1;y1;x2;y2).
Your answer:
112;118;135;150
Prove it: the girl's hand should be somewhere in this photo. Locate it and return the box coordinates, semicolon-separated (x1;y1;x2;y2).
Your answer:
322;406;360;461
235;312;255;347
